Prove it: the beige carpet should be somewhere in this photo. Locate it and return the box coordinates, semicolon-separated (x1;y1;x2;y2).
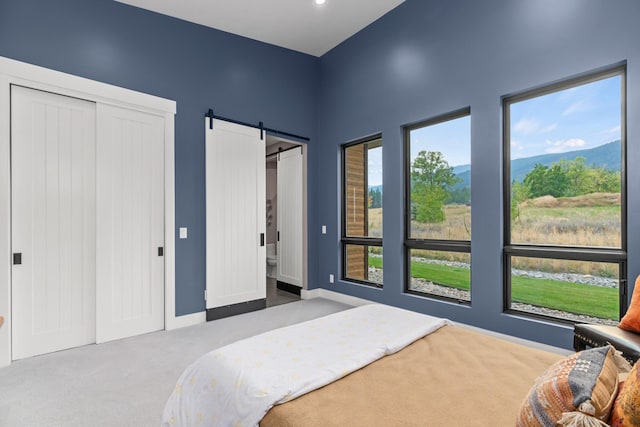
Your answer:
0;298;349;427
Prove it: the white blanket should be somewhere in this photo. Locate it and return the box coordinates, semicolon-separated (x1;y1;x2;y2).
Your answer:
161;304;451;427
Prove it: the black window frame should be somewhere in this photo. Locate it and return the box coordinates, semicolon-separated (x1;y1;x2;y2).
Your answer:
502;65;628;324
341;134;383;288
403;107;472;304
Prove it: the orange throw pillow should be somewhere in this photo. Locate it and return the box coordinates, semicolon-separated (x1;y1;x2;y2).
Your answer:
609;361;640;426
619;276;640;332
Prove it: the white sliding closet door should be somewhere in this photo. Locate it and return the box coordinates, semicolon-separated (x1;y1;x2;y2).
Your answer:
277;147;304;287
11;86;96;360
96;104;165;343
206;119;266;309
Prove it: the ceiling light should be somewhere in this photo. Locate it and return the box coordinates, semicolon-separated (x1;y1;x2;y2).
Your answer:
314;0;326;5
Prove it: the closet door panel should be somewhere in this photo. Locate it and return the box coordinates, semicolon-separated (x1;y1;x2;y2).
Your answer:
96;104;164;343
11;85;96;360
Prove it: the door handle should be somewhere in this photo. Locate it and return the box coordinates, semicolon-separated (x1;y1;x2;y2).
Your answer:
13;253;22;265
158;247;164;257
260;233;265;247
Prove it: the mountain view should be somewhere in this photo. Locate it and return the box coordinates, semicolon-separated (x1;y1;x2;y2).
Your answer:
451;140;620;189
368;140;620;195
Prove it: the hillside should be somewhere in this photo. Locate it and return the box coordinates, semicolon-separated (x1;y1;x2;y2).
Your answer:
451;140;620;188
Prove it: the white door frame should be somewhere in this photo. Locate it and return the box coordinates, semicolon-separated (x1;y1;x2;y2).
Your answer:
0;56;183;367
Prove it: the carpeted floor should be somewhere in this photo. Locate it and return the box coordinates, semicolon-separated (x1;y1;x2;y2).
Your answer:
0;298;350;427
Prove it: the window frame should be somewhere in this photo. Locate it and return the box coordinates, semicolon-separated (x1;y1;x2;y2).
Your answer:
341;134;383;288
502;65;628;324
403;107;472;303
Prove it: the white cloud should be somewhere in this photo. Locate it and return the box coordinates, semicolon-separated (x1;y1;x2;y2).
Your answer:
511;139;524;151
544;138;586;153
513;118;540;135
601;125;621;135
562;100;592;116
513;119;557;135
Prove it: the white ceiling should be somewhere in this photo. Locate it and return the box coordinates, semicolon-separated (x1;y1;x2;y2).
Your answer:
114;0;405;57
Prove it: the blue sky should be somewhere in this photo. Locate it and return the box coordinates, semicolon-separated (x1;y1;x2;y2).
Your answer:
510;75;621;159
409;115;472;168
368;146;383;186
368;74;621;187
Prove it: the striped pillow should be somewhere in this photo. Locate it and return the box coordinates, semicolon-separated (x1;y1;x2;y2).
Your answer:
517;346;623;427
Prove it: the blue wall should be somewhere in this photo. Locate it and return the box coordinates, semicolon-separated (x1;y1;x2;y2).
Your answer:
2;0;638;348
0;0;318;315
314;0;640;348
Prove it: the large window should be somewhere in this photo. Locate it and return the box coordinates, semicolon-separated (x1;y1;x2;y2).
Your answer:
342;136;383;287
504;66;627;324
404;109;471;302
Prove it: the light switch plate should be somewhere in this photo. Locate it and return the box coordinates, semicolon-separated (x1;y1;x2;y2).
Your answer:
322;225;327;234
179;227;188;239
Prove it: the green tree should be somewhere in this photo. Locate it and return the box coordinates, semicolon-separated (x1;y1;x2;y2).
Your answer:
446;186;470;204
524;163;568;198
511;180;530;222
561;157;589;197
523;158;620;199
411;151;459;223
368;187;382;208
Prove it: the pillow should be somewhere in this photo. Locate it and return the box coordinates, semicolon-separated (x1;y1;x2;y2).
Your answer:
619;275;640;332
517;345;625;427
609;360;640;426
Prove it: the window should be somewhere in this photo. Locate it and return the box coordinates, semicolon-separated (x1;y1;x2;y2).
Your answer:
504;66;626;324
404;109;471;302
342;136;383;286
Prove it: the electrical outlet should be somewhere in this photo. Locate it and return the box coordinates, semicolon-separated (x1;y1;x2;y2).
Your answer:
329;274;334;283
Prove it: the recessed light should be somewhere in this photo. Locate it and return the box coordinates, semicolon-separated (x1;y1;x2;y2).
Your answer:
314;0;326;5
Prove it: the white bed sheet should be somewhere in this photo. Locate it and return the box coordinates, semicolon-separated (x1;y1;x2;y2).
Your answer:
162;304;451;427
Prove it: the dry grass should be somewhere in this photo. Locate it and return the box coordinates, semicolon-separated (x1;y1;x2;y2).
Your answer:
367;193;621;276
514;193;620;247
368;208;383;238
410;205;471;240
521;193;621;208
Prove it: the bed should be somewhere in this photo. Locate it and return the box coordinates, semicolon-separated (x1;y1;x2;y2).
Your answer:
162;304;563;427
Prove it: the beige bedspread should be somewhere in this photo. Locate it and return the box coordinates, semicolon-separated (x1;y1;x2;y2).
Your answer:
261;325;562;427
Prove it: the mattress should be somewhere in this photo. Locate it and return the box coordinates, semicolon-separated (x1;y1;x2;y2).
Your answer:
261;325;563;426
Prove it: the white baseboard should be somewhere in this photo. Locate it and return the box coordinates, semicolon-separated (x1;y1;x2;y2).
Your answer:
166;311;206;331
301;288;373;307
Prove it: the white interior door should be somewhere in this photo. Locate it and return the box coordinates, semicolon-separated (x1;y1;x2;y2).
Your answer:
277;147;304;287
206;118;266;309
96;104;165;343
11;85;96;360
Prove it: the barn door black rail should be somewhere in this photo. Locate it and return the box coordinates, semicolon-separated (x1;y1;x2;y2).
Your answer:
205;109;309;142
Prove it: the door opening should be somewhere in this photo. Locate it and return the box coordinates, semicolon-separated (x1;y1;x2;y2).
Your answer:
265;136;306;308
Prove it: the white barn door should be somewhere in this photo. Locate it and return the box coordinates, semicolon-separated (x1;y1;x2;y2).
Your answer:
206;119;266;309
277;147;304;288
11;86;96;360
96;104;165;343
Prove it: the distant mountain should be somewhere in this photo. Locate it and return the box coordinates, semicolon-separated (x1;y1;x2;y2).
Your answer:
509;140;620;183
451;140;620;188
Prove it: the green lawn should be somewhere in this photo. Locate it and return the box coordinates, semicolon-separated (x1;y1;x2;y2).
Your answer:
368;256;618;320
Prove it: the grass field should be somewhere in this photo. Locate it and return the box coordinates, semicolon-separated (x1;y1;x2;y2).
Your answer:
369;256;618;320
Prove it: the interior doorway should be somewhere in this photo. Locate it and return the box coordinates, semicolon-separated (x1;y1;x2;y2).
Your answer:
265;136;307;307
